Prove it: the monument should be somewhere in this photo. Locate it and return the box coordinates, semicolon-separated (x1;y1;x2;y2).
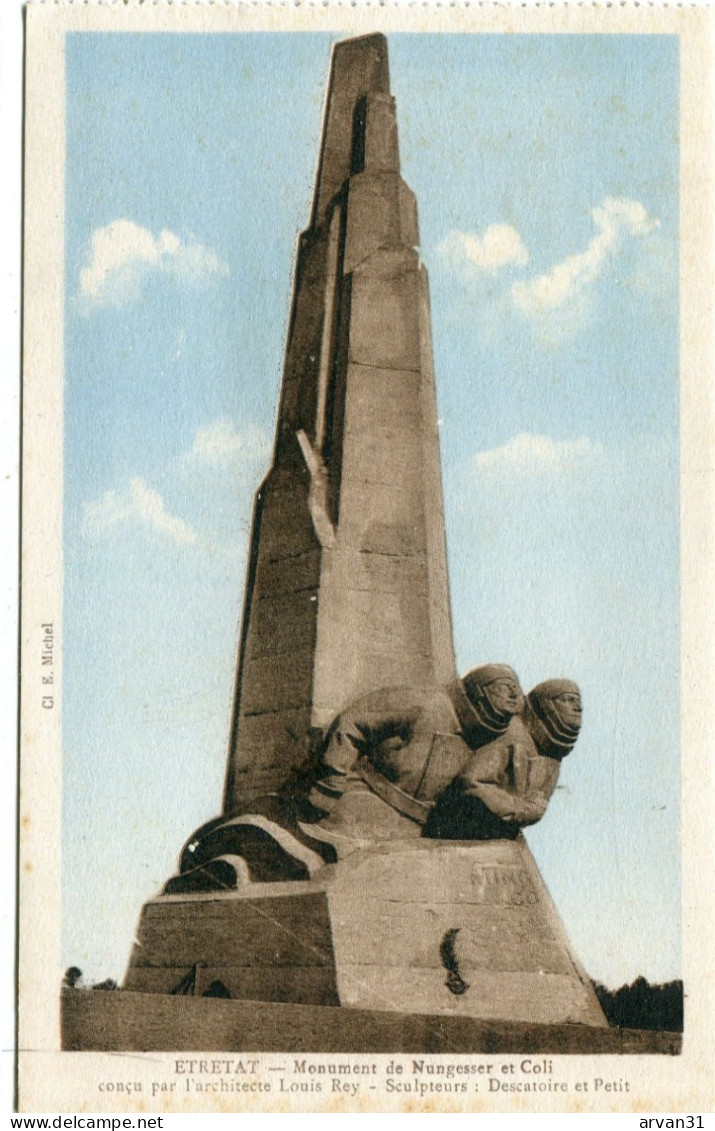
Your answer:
63;33;633;1052
223;30;456;818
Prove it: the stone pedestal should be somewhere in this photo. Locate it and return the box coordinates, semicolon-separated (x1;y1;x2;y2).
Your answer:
125;837;606;1029
115;37;610;1053
63;990;681;1055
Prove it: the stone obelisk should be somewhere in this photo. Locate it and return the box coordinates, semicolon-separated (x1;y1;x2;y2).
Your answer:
223;33;455;814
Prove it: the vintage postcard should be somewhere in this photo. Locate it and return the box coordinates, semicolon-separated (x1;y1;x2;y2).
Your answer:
19;0;714;1115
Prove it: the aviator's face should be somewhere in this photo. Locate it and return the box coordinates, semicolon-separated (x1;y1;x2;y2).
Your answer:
485;677;523;716
552;692;582;729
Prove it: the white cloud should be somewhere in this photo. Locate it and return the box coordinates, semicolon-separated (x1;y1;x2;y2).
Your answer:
80;419;269;557
512;197;659;317
474;433;604;478
184;418;269;469
438;224;530;277
79;219;229;310
83;477;198;545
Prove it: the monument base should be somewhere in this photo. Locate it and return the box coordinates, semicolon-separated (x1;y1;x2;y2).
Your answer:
123;837;607;1030
61;989;681;1054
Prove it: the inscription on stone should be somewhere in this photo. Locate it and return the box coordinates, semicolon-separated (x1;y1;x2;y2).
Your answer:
470;865;539;907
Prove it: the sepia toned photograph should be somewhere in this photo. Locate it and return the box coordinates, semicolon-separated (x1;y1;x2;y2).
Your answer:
18;0;713;1114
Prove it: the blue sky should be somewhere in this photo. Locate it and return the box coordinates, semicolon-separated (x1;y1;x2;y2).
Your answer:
63;32;679;989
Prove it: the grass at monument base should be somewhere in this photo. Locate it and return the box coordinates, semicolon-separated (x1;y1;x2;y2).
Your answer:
61;989;682;1055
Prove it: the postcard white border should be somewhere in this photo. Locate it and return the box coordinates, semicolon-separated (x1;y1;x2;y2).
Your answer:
19;0;715;1114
